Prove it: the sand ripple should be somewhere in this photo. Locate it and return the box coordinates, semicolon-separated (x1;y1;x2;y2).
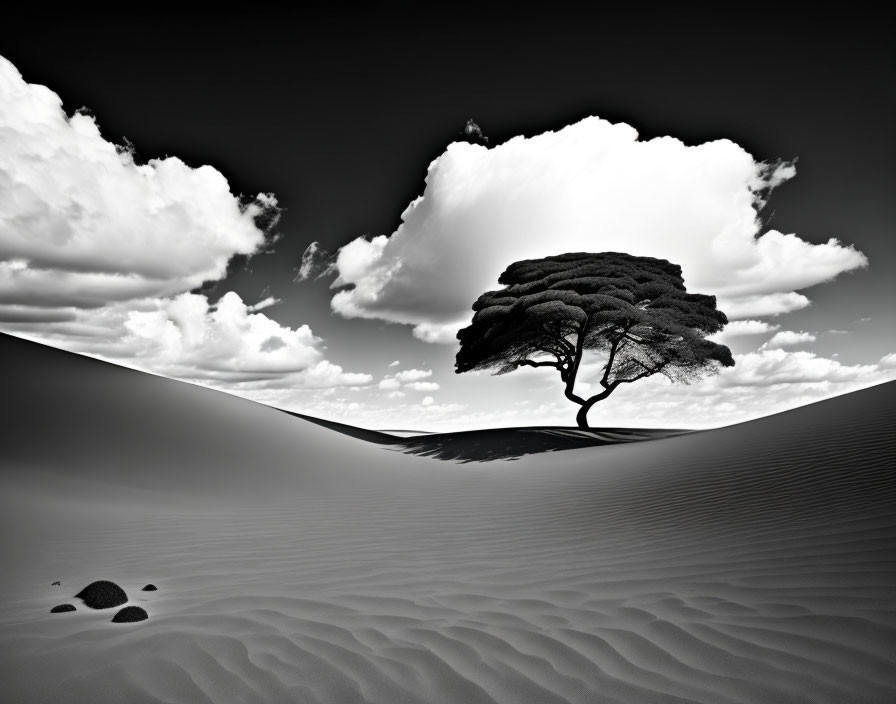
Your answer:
2;341;895;702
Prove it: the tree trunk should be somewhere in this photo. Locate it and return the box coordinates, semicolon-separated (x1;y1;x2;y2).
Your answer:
574;388;615;429
575;402;593;429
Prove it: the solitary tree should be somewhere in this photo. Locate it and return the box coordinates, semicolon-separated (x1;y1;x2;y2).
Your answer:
456;252;734;429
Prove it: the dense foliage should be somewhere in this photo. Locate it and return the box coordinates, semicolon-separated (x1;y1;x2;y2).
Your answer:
456;252;734;428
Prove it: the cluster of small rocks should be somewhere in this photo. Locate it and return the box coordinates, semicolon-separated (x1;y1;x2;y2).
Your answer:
50;579;157;623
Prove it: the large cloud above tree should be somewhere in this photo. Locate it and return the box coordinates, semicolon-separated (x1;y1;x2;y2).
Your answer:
331;117;867;342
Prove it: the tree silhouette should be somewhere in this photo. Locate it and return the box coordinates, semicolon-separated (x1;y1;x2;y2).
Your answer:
456;252;734;429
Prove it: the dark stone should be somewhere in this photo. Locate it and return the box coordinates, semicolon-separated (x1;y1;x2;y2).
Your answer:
50;603;75;613
75;580;128;609
51;581;61;586
111;606;148;623
141;584;157;591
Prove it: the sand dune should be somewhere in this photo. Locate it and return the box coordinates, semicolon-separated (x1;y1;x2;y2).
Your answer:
1;333;894;703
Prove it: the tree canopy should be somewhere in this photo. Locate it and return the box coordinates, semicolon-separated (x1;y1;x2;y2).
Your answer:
455;252;735;428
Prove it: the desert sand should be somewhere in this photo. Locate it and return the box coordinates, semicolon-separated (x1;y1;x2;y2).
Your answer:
1;333;894;703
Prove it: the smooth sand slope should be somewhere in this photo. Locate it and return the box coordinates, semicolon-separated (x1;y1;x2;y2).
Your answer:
1;333;894;703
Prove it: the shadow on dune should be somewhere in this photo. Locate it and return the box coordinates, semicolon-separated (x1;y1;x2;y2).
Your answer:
285;411;689;462
393;427;692;462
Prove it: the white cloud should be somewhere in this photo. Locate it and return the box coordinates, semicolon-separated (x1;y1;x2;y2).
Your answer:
405;381;440;392
330;116;866;338
42;291;371;388
762;330;817;349
421;396;434;406
0;57;278;309
724;320;781;335
376;369;438;393
295;242;321;281
717;292;812;319
301;360;372;389
247;296;280;312
412;322;462;344
0;56;370;395
709;319;780;343
394;368;432;383
388;360;400;367
879;353;896;369
378;377;402;391
294;241;335;282
718;349;879;387
764;161;797;188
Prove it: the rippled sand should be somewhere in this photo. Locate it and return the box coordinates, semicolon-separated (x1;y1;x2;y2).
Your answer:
1;335;894;703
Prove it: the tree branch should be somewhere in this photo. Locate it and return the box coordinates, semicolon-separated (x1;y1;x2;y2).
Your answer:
557;334;577;357
518;355;586;403
575;385;616;416
600;335;623;389
577;357;660;413
616;359;669;385
517;359;560;370
563;318;590;400
539;323;576;359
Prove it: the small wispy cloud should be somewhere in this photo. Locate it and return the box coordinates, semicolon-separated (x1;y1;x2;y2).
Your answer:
762;330;817;349
294;241;336;282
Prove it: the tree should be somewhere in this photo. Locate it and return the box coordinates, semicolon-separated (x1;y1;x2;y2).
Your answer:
455;252;734;429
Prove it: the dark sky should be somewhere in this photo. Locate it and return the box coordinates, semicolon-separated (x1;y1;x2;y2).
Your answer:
2;7;893;428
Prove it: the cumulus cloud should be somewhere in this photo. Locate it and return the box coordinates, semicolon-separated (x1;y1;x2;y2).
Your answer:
421;396;435;406
69;294;371;388
732;321;782;335
762;330;817;349
405;381;440;392
879;353;896;369
394;368;432;383
14;291;372;389
709;319;780;343
0;56;369;394
388;360;400;367
121;292;320;374
0;57;279;310
301;360;372;389
718;292;812;319
376;368;438;393
330;116;867;339
718;349;879;387
412;322;463;344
